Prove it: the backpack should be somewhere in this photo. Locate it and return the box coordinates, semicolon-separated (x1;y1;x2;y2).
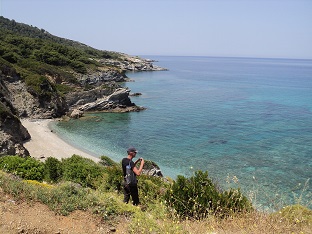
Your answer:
125;160;137;186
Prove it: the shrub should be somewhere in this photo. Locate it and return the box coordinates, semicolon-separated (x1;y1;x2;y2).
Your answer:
3;51;18;63
55;83;74;95
218;188;253;215
139;175;168;205
47;182;90;215
24;75;50;95
165;170;252;220
44;157;63;183
97;165;123;191
61;154;105;188
0;155;45;181
70;60;87;74
99;155;119;167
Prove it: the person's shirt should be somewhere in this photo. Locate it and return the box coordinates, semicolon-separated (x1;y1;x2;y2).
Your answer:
122;157;135;177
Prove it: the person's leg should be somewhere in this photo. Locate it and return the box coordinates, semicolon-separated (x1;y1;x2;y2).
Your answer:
130;185;140;205
123;185;131;203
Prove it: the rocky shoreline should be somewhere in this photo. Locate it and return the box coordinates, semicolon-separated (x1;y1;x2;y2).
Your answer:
0;55;166;157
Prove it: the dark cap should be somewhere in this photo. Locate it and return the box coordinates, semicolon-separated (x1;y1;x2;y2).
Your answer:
127;147;137;153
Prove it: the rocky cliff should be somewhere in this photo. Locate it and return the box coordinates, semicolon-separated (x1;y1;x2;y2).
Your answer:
0;60;159;156
0;16;167;156
0;74;30;156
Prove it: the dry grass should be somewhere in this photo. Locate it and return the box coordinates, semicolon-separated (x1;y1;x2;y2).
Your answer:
180;208;311;234
0;170;311;233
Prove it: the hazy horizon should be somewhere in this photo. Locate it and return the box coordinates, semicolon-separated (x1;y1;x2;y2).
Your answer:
1;0;312;59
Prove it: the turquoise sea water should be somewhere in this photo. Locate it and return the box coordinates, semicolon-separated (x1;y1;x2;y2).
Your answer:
51;56;312;209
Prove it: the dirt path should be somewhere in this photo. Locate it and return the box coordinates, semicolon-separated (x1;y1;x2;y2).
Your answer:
0;189;127;234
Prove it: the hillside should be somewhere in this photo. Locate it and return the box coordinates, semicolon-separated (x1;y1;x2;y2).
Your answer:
0;166;311;234
0;188;119;234
0;16;164;157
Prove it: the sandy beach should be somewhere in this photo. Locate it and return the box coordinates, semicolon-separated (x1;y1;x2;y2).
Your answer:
21;119;100;163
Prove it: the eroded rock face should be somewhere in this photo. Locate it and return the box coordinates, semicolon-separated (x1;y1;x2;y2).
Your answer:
0;133;29;157
2;68;67;119
0;78;30;157
64;84;118;109
141;160;163;177
69;88;145;116
77;70;127;86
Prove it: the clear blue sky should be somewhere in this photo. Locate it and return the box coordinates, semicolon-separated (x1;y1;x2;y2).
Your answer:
1;0;312;59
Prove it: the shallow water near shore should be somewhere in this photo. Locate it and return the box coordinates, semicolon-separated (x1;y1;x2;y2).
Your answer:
51;56;312;209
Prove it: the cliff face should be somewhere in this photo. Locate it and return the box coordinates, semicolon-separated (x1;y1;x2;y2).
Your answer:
0;63;67;119
0;16;167;156
0;76;30;157
0;58;163;156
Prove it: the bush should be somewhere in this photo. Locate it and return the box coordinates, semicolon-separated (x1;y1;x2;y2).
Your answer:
96;165;123;191
139;175;168;205
3;51;18;63
24;75;50;95
99;155;119;167
165;170;252;220
219;188;253;215
47;182;90;215
44;157;63;183
61;155;104;188
70;60;87;74
0;155;45;181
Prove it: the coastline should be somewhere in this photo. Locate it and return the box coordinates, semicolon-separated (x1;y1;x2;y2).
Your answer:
21;119;101;163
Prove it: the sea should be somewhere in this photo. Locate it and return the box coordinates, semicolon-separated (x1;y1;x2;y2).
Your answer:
50;56;312;210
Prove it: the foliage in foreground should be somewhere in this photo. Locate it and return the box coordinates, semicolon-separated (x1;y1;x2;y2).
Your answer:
0;169;311;234
165;170;253;220
61;155;104;188
0;153;311;233
0;155;253;220
0;155;45;181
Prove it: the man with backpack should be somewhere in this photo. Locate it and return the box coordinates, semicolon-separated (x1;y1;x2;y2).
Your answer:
122;147;145;205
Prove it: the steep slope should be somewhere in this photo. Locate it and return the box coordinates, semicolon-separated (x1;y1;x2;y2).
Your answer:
0;69;30;156
0;16;165;156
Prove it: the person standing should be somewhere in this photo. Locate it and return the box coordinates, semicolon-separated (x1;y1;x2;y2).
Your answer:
122;147;145;205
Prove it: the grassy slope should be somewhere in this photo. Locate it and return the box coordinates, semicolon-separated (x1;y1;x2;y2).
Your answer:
0;169;311;234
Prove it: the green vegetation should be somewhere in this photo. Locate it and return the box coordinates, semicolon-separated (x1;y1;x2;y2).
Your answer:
0;155;45;181
0;155;251;217
61;155;104;188
165;171;253;219
0;154;311;233
0;16;124;95
44;157;63;183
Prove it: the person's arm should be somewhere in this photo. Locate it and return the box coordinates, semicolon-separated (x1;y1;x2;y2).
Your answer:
134;158;141;166
133;158;144;176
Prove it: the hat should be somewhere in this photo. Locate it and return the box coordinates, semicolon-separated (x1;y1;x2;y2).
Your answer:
127;147;137;153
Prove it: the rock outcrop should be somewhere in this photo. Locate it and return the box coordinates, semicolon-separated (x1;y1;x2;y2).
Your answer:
100;55;167;72
0;77;30;157
0;16;169;163
1;65;67;119
141;160;163;177
76;69;127;86
0;65;144;156
0;58;154;156
69;88;145;116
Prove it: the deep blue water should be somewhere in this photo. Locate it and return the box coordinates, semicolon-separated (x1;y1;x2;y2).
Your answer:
51;56;312;209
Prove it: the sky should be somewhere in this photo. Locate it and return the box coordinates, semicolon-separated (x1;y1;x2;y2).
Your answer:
1;0;312;59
